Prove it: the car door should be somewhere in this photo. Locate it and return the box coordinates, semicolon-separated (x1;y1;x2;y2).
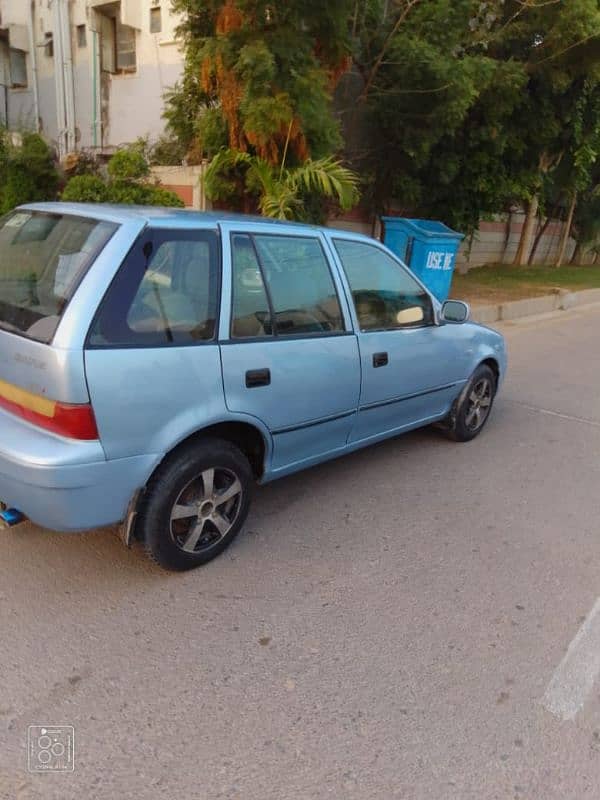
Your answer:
219;224;361;472
85;226;225;459
329;236;472;443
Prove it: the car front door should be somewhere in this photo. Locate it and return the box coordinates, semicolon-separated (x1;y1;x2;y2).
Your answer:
329;236;471;443
219;224;361;473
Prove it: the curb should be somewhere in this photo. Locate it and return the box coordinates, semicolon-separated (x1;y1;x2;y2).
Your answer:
470;288;600;325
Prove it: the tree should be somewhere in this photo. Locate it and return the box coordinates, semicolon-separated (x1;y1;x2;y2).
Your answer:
344;0;530;232
167;0;353;164
346;0;600;248
570;155;600;263
548;79;600;264
168;0;600;240
205;148;360;221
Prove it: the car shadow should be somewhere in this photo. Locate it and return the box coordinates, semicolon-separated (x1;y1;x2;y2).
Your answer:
1;405;510;594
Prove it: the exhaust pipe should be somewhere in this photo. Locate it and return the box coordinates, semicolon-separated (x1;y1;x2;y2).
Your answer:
0;508;27;529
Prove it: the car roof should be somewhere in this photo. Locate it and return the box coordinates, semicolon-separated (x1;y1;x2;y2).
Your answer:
19;202;373;241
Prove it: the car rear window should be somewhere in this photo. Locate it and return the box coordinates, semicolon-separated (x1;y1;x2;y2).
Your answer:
0;210;118;343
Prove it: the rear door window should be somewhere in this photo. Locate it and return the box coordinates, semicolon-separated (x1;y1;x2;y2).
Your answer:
230;234;272;338
88;228;220;347
0;210;117;343
230;232;345;338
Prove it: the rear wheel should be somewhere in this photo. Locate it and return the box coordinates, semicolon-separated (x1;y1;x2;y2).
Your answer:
136;438;252;571
442;364;496;442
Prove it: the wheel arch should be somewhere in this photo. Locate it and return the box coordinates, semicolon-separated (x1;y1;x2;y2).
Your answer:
121;417;271;546
158;419;270;481
479;357;500;384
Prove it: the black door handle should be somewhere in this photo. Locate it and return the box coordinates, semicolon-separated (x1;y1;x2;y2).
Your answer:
373;352;388;368
246;368;271;388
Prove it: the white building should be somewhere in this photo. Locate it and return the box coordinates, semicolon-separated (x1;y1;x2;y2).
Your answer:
0;0;184;157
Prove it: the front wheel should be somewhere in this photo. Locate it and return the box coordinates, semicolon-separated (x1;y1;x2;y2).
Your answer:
442;364;496;442
136;438;252;571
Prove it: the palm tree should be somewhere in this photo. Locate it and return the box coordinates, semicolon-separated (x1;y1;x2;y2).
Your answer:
204;148;360;222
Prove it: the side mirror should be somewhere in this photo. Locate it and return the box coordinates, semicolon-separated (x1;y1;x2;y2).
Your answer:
441;299;470;324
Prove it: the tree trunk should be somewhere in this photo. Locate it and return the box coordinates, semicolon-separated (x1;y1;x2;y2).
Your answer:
529;202;560;265
555;192;577;267
513;194;539;266
528;215;548;265
570;241;583;265
501;211;512;264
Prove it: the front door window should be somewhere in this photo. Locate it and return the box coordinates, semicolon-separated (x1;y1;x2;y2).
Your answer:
333;239;434;330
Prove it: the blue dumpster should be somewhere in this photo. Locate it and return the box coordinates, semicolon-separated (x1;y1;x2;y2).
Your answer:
382;217;464;302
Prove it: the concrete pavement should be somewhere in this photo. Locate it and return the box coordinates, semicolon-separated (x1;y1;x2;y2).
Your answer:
2;306;600;799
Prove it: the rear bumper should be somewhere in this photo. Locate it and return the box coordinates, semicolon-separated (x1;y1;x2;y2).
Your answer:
0;407;156;531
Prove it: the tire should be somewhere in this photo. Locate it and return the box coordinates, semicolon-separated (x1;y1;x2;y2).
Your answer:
136;438;253;571
443;364;496;442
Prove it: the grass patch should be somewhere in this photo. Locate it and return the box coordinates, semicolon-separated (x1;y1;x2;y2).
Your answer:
451;264;600;305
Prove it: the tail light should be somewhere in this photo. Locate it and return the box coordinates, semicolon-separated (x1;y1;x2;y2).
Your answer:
0;379;98;440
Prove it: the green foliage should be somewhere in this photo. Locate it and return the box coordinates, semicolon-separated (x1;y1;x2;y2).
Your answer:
0;130;59;214
349;0;600;235
167;0;353;164
61;144;184;208
148;133;187;166
107;147;150;181
103;181;148;205
573;190;600;250
61;174;109;203
205;147;360;222
143;185;187;206
193;107;229;161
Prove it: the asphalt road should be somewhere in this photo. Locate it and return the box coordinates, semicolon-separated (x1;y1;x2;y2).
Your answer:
2;305;600;800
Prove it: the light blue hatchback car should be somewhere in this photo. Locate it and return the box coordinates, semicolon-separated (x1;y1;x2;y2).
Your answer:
0;203;506;569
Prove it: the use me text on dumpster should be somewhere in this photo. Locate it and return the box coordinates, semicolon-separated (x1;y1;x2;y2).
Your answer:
425;251;455;270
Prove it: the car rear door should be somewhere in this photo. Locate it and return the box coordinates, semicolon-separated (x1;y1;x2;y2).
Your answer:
218;223;361;473
84;226;225;459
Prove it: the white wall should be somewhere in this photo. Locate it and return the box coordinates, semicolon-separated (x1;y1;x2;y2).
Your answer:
0;0;185;151
455;214;579;271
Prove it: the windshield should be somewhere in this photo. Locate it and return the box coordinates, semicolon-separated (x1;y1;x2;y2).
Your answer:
0;210;118;343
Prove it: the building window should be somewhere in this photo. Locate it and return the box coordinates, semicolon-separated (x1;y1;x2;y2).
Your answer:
99;12;136;74
116;20;136;71
150;6;162;34
77;24;87;48
44;33;53;58
9;49;27;88
99;14;115;72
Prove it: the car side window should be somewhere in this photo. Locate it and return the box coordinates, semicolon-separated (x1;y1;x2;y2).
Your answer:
88;230;219;347
333;239;434;331
230;232;345;338
231;234;273;339
254;234;344;335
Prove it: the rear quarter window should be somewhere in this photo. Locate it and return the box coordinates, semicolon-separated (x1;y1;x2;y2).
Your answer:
87;228;220;348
